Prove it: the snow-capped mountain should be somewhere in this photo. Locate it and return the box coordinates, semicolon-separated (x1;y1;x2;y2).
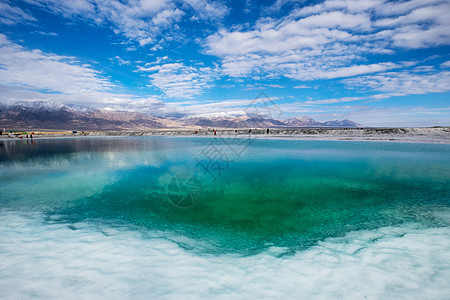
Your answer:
284;117;322;127
321;119;362;127
0;101;363;130
9;100;66;111
66;104;95;113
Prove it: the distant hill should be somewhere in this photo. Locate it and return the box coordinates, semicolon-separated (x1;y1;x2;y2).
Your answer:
0;101;362;130
321;119;361;127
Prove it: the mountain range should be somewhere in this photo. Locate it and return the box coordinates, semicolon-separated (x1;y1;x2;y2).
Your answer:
0;101;362;130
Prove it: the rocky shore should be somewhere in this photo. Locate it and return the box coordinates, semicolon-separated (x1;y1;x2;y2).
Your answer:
1;127;449;144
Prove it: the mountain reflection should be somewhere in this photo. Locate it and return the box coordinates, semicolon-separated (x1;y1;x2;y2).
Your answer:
0;137;176;166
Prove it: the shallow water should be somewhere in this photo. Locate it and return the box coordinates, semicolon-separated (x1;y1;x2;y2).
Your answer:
1;136;449;298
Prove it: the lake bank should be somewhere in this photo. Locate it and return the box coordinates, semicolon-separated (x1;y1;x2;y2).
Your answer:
1;127;449;144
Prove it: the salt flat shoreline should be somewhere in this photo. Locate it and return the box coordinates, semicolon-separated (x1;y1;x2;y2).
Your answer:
1;127;449;144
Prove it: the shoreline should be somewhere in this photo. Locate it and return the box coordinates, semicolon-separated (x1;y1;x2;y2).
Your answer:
1;127;449;144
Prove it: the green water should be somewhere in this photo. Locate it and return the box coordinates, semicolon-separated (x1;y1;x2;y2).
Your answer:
1;137;449;255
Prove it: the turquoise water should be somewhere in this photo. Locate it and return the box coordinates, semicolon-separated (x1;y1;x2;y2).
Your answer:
1;137;449;255
1;137;450;298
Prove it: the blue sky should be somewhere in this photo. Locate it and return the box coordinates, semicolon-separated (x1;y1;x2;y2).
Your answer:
0;0;449;126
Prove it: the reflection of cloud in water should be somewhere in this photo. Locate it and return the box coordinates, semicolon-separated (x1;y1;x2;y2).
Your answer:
0;137;175;169
0;137;182;211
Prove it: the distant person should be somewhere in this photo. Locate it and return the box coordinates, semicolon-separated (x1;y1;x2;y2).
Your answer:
267;128;270;134
214;130;217;136
248;129;252;134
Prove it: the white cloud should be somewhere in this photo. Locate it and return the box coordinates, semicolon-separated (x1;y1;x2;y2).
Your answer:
140;0;171;12
218;49;401;80
294;0;384;15
0;1;36;25
440;61;450;68
374;1;450;48
182;0;228;21
139;62;217;98
0;34;112;94
304;96;365;105
19;0;228;47
337;105;450;127
20;0;166;46
375;0;444;16
266;0;306;12
205;0;450;81
299;63;400;80
0;85;166;114
343;67;450;96
152;8;184;26
163;96;282;117
276;102;450;127
294;85;310;89
0;34;170;114
242;84;266;90
112;56;131;66
294;11;372;31
34;31;58;36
